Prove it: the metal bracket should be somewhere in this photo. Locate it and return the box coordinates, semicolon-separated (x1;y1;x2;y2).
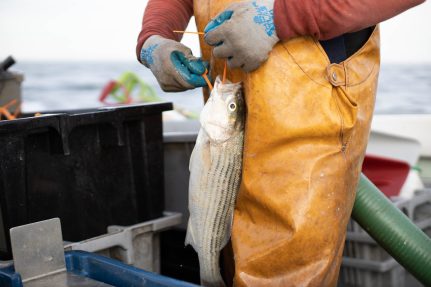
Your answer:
10;218;66;283
9;218;112;286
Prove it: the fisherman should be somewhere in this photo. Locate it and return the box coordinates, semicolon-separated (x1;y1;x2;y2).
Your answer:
137;0;425;286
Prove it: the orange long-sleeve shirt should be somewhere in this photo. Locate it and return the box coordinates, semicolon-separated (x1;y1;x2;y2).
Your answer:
136;0;425;60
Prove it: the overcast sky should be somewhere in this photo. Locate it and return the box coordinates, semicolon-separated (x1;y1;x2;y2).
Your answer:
0;0;430;63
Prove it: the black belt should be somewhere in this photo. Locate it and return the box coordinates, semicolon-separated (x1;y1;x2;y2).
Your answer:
319;26;374;64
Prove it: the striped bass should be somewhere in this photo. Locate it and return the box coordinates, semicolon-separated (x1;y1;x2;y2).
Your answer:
185;76;245;287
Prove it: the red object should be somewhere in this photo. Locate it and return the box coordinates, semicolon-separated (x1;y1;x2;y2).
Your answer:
136;0;425;61
362;154;410;198
99;80;118;103
99;80;131;104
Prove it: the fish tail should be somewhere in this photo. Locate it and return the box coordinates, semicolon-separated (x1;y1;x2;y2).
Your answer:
199;253;226;287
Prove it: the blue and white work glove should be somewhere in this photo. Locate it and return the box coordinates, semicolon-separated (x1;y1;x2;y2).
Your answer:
204;0;279;72
140;35;210;92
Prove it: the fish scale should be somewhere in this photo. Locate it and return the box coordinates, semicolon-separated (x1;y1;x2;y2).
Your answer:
206;149;228;248
200;135;243;286
208;143;236;249
186;77;244;287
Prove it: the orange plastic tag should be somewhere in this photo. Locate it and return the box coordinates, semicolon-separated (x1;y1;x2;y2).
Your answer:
202;69;213;91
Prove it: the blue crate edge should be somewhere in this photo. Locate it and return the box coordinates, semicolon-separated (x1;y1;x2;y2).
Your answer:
0;250;198;287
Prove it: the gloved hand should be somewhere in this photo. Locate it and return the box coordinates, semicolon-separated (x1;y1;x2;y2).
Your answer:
204;0;279;72
140;35;210;92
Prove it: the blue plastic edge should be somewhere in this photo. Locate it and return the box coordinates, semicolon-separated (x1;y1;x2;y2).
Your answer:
0;265;22;287
0;250;198;287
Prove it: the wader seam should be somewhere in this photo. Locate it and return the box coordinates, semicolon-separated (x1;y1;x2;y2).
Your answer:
345;62;377;87
281;43;331;89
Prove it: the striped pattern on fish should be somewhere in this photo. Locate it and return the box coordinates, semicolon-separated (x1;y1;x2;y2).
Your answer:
186;76;244;287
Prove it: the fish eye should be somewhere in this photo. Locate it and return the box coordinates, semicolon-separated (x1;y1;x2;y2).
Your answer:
228;102;237;111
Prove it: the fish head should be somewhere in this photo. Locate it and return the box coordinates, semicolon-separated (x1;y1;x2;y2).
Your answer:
200;76;244;143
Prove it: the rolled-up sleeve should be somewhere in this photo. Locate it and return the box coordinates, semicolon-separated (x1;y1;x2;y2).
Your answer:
136;0;194;62
274;0;426;40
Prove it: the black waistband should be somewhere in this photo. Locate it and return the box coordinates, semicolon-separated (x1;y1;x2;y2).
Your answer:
319;26;374;64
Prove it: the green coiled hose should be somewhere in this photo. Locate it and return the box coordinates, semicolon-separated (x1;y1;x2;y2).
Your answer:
353;174;431;286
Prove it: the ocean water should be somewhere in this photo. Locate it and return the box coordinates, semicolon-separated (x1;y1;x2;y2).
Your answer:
11;62;431;115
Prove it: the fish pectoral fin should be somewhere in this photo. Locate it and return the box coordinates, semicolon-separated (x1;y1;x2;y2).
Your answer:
189;143;197;172
189;131;211;172
185;220;197;248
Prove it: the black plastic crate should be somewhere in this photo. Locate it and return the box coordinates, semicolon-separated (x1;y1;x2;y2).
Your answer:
0;103;172;259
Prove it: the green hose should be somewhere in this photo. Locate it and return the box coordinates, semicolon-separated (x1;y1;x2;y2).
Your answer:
353;174;431;286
